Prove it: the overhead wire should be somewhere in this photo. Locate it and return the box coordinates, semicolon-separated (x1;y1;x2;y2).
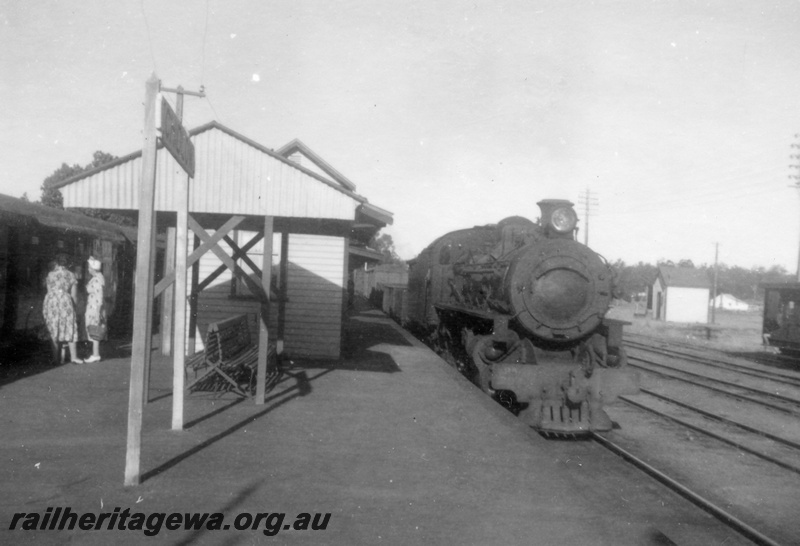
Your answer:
139;0;218;123
622;176;786;209
583;180;790;217
584;171;792;216
200;0;209;86
608;185;792;217
140;0;158;74
198;0;223;123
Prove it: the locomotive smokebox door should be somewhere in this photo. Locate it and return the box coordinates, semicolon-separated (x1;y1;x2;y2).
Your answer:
505;239;613;343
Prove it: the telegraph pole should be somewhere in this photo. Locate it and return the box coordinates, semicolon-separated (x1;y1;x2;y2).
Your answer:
711;242;719;324
790;134;800;280
578;188;599;246
158;82;204;433
160;84;206;120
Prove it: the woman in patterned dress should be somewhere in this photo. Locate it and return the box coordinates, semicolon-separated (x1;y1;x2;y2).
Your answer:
84;255;106;363
42;254;82;364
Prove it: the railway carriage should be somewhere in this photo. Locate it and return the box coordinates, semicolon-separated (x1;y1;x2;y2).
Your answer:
761;282;800;356
0;194;135;359
406;200;639;435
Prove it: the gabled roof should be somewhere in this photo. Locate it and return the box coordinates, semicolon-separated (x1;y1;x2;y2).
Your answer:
276;138;357;191
657;266;711;289
45;121;392;227
50;122;359;200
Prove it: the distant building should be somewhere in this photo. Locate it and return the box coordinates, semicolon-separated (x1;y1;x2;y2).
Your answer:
650;266;711;323
710;293;749;311
354;263;408;297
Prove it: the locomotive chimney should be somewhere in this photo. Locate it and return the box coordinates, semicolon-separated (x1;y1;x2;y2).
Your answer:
537;199;578;239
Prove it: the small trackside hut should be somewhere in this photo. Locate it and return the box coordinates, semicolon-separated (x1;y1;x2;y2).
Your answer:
49;120;392;401
650;266;711;323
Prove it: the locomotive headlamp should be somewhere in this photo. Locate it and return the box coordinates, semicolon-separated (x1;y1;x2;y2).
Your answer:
550;206;578;233
537;199;578;238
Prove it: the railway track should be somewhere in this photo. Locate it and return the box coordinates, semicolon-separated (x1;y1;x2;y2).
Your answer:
628;356;800;415
591;432;783;546
407;321;800;543
620;388;800;474
625;332;800;371
625;338;800;387
595;338;800;545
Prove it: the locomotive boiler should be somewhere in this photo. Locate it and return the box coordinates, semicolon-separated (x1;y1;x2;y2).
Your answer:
406;200;638;435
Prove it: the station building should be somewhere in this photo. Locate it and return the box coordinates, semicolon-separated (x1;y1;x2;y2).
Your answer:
50;121;392;360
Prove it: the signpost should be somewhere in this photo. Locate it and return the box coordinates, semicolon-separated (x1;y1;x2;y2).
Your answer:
160;97;195;178
124;76;202;486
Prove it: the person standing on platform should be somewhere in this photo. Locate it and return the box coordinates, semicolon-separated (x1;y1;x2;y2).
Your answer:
84;255;106;363
43;254;82;365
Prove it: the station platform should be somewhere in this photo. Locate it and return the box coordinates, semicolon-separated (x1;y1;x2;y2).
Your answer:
0;304;750;545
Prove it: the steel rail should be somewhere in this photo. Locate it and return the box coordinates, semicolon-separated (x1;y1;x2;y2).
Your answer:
622;393;800;475
625;332;800;371
629;357;800;406
640;388;800;451
626;340;800;386
628;360;800;415
591;432;783;546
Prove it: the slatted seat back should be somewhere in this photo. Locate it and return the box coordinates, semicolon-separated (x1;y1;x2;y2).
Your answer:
205;315;252;365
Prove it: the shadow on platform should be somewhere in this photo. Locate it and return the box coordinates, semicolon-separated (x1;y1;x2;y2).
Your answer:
142;368;322;484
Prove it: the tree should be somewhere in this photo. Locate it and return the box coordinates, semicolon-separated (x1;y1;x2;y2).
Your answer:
40;162;82;208
35;151;133;226
369;232;404;264
38;151;119;209
610;260;657;301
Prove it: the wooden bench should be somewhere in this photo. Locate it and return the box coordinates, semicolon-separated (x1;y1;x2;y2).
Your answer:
185;314;276;396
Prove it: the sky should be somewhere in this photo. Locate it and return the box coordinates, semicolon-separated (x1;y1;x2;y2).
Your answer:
2;0;800;271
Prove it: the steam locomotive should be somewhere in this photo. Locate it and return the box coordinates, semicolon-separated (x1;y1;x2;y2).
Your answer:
406;200;639;435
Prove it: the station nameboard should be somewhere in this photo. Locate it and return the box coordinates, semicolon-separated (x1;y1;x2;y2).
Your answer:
160;97;195;177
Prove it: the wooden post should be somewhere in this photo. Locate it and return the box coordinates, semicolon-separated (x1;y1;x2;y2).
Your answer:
125;74;159;486
188;234;200;356
256;215;273;405
161;227;176;356
171;174;189;430
277;231;289;355
342;235;350;351
143;221;157;403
